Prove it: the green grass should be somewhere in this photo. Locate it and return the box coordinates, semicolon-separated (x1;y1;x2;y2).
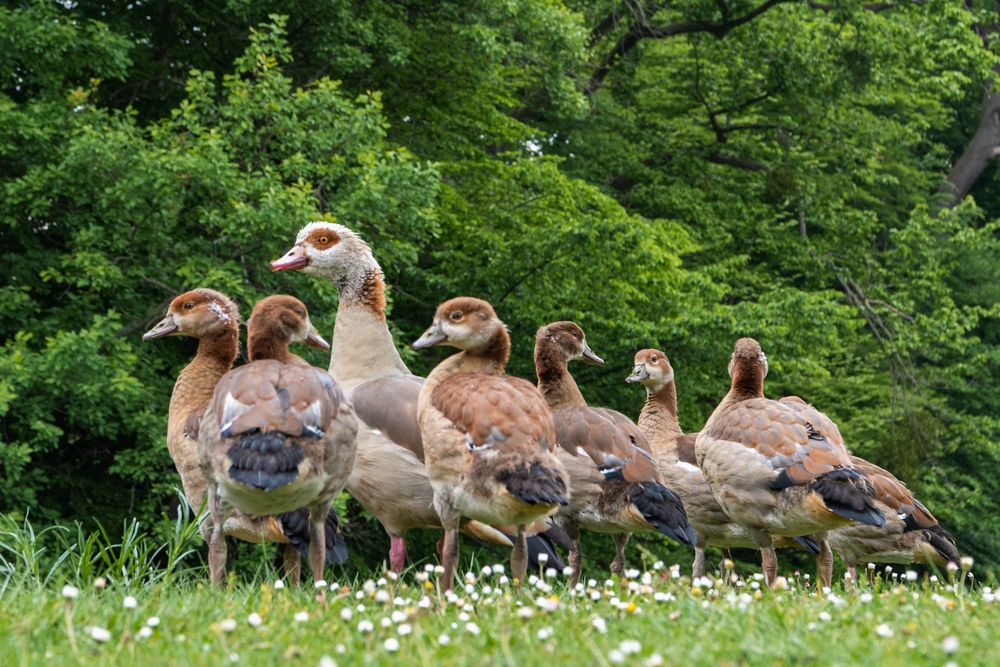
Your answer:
1;515;998;665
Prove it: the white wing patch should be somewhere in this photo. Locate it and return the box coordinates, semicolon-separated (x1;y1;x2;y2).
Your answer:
676;461;701;474
220;392;250;426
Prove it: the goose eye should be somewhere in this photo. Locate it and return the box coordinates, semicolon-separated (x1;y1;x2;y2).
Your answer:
318;236;329;244
184;302;195;310
296;309;305;317
449;310;463;321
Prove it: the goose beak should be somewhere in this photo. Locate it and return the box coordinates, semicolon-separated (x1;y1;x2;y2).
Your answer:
271;245;309;272
412;321;446;350
626;364;648;383
305;324;330;351
581;341;604;366
142;314;179;341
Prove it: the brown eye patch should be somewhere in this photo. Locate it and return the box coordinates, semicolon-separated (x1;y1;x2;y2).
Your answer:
305;227;340;249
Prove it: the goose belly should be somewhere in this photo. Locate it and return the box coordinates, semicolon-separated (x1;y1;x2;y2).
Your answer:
453;483;557;527
220;474;327;516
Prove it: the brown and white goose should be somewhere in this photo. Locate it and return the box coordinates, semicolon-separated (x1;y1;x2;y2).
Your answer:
198;295;357;590
695;338;884;586
627;349;819;577
271;222;562;572
412;297;569;590
143;291;351;578
535;323;694;582
831;456;958;579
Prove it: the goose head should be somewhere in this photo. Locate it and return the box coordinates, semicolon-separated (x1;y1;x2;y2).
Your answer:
627;348;675;390
411;297;504;352
728;337;768;396
248;295;329;355
142;289;239;341
535;321;604;366
270;221;374;281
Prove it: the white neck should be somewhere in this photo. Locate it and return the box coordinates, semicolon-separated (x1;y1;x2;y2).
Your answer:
325;250;409;386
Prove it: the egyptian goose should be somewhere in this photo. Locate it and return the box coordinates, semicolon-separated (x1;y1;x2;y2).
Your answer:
143;290;350;579
412;297;569;590
534;323;694;582
695;338;885;586
271;222;560;572
197;295;358;590
825;452;958;579
627;349;818;577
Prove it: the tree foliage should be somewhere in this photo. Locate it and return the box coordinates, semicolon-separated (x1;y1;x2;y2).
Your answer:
1;0;998;575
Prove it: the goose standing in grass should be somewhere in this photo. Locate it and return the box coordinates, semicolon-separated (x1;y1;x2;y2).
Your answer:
198;295;357;591
271;222;564;572
534;323;694;583
696;338;885;586
143;289;349;571
627;349;820;577
412;297;569;590
826;452;958;579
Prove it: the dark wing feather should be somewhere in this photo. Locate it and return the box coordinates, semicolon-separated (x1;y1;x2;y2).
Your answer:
849;455;939;529
352;375;425;461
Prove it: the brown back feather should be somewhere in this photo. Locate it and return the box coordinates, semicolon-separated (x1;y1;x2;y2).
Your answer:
430;373;556;452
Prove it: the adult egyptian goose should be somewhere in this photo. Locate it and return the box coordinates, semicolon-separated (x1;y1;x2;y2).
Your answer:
197;295;357;589
695;338;885;586
412;297;569;590
826;453;958;579
143;290;350;580
627;349;818;577
534;323;694;582
271;222;561;572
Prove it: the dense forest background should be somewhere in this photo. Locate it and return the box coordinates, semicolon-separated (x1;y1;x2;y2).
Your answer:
2;0;999;577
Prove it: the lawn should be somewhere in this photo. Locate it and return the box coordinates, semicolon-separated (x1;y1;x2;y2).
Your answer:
2;544;996;666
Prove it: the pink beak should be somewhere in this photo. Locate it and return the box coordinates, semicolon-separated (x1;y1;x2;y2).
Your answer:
271;245;308;272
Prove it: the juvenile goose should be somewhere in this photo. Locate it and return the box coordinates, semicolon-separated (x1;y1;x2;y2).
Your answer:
271;222;559;572
628;349;818;577
142;290;302;551
823;450;959;579
535;323;694;582
412;297;569;590
695;338;885;586
198;295;357;589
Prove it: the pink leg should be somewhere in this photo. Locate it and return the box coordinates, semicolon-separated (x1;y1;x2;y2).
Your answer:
389;536;407;574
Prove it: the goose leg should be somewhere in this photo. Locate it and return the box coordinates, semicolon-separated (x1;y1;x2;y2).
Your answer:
389;536;407;574
207;487;228;586
610;533;630;576
754;532;778;587
283;543;301;586
692;536;707;578
566;520;582;587
816;537;833;589
309;505;327;602
439;527;459;593
511;525;528;586
847;563;858;585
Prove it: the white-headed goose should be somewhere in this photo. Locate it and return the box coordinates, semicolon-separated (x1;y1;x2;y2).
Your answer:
535;323;694;582
412;297;569;590
271;222;561;572
198;295;357;591
824;451;958;579
628;349;819;577
695;338;884;586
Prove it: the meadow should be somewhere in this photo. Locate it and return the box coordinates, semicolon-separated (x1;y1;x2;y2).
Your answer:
1;515;996;666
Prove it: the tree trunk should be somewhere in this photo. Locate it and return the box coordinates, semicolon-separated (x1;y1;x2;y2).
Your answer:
944;86;1000;207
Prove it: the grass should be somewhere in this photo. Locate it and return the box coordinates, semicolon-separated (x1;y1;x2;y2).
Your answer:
1;516;998;666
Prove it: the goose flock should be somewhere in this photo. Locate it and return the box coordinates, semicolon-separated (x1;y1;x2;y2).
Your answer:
143;222;959;592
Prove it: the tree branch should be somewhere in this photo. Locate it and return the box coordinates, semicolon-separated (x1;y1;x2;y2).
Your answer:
586;0;793;93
